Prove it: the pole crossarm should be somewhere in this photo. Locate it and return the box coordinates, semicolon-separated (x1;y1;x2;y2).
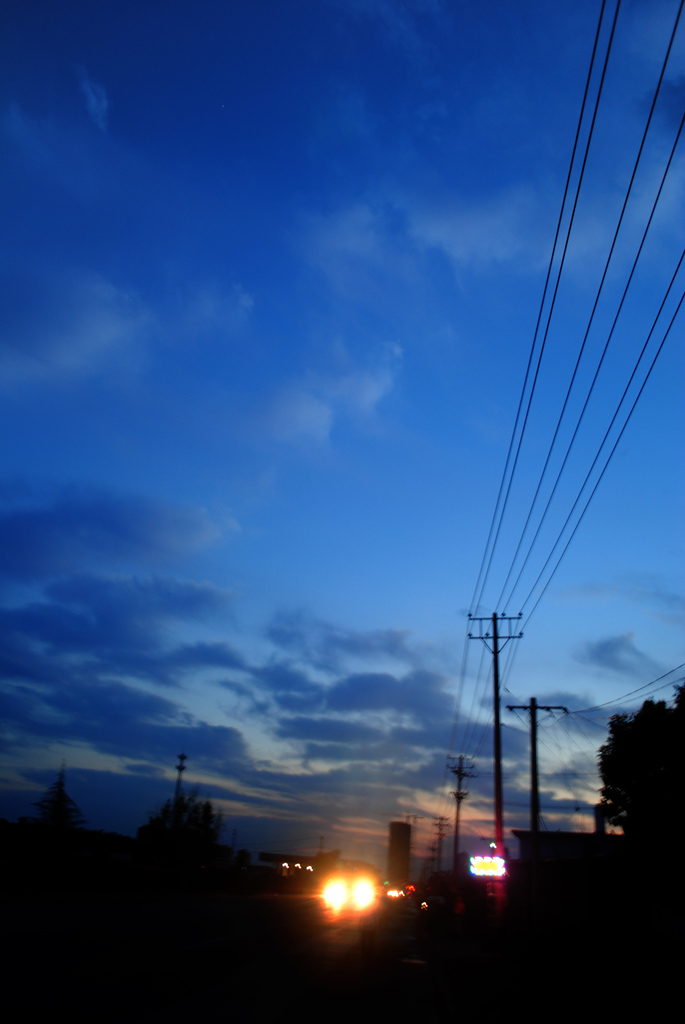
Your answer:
507;705;569;714
467;612;523;653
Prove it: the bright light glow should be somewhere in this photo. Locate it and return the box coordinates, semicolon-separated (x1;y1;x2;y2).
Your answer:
322;876;377;912
322;880;347;911
306;865;313;871
470;855;506;877
352;879;375;910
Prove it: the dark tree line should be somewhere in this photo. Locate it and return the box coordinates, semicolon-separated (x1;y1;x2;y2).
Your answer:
29;765;224;870
599;684;684;847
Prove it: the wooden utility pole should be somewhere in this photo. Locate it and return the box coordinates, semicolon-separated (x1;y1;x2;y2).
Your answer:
468;613;522;857
507;698;567;922
433;816;449;873
447;756;476;881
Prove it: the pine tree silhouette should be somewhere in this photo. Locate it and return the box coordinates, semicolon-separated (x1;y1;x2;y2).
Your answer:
33;763;86;829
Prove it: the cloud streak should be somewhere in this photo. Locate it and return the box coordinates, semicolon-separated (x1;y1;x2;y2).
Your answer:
265;343;403;445
0;264;150;383
78;68;109;132
0;486;221;580
577;632;662;678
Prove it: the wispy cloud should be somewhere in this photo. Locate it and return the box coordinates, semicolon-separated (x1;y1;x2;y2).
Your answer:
576;632;662;678
330;0;443;58
0;264;150;383
564;576;685;626
265;343;402;445
267;609;417;673
0;486;221;580
78;68;109;132
406;185;550;272
180;282;254;335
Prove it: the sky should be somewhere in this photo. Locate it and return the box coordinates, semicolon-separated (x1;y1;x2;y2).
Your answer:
0;0;683;870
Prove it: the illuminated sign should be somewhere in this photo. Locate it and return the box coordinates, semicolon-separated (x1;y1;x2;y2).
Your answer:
470;855;506;877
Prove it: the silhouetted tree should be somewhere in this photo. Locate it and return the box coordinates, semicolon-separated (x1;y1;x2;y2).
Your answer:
598;685;684;844
33;764;86;829
138;791;223;867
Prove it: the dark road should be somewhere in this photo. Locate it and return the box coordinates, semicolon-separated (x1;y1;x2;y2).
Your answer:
3;891;436;1022
5;887;677;1021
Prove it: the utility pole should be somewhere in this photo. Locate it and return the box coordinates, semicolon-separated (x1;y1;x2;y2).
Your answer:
173;752;187;830
446;756;476;881
174;752;187;802
468;613;522;857
433;815;449;873
507;697;567;923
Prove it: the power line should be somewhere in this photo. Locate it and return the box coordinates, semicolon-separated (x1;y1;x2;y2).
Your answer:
468;0;616;617
519;274;685;624
499;7;685;611
571;662;685;714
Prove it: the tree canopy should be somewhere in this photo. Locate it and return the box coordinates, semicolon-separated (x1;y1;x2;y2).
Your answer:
138;791;223;867
33;765;86;829
598;685;684;843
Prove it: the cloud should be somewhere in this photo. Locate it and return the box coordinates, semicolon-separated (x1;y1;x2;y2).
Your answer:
327;668;451;726
268;388;334;444
181;282;254;334
656;76;685;132
266;344;402;445
78;68;109;132
266;610;416;673
169;641;246;672
406;185;550;271
0;263;150;383
0;570;234;694
0;486;221;580
0;674;248;769
563;576;685;627
330;0;443;58
303;202;419;305
276;716;384;744
576;633;662;678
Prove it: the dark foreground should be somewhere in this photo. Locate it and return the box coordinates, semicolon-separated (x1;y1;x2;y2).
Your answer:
3;889;681;1021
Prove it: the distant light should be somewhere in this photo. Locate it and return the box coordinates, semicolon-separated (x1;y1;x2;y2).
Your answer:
295;863;301;869
470;855;506;877
306;865;313;871
282;862;289;869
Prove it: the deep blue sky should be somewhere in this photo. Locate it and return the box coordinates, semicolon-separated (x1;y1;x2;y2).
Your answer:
1;0;683;867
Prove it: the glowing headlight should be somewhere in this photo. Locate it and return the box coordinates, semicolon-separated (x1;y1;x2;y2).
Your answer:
352;879;375;910
322;877;377;912
323;880;347;911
